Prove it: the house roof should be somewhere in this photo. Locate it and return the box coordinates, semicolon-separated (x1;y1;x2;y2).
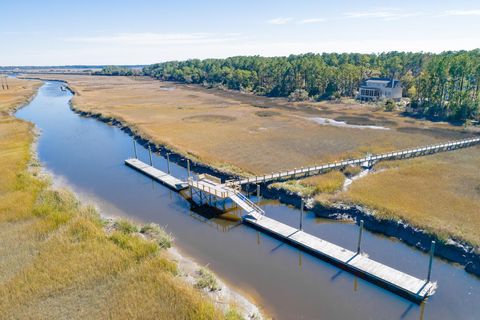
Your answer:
363;77;400;88
367;77;392;82
359;86;381;90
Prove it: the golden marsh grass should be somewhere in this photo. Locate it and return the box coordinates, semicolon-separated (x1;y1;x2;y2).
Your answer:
340;148;480;247
25;74;469;176
25;74;480;249
0;78;229;319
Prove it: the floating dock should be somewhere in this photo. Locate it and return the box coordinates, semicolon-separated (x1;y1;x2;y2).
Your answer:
243;212;436;302
125;158;188;191
123;136;462;302
126;157;437;302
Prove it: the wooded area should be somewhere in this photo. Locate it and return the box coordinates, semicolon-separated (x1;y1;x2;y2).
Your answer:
141;50;480;121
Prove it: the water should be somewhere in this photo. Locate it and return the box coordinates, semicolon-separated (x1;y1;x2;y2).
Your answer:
15;81;480;320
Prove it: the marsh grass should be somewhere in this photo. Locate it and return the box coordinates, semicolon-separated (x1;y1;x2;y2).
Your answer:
195;267;220;292
28;74;460;176
140;222;173;248
271;170;345;197
105;258;222;320
302;171;345;194
341;148;480;247
225;309;245;320
342;165;362;178
0;79;229;319
114;218;139;234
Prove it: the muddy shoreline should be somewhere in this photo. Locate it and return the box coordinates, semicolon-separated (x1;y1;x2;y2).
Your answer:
263;185;480;277
33;78;480;279
72;102;480;278
15;80;264;319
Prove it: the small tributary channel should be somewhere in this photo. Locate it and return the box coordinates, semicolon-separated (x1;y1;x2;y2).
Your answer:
15;81;480;320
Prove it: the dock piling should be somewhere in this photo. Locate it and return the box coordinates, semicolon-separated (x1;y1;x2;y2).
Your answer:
133;140;138;159
148;146;153;166
357;220;364;253
299;199;304;230
427;241;435;282
166;153;171;174
256;184;260;204
187;159;191;178
189;179;193;199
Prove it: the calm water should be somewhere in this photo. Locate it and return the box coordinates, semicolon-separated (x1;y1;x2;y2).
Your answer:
16;81;479;320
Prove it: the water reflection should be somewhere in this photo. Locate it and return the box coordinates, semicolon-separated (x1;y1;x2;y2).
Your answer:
14;80;480;320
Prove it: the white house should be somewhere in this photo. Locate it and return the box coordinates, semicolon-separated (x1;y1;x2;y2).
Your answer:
358;78;402;101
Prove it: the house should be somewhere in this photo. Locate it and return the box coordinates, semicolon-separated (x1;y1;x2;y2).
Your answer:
358;77;402;101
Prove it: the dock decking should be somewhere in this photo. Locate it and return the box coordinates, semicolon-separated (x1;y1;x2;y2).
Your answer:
122;137;460;302
226;137;480;186
243;212;436;302
125;158;188;191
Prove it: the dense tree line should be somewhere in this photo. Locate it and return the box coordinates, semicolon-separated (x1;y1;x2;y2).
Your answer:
143;50;480;121
95;65;141;76
414;51;480;120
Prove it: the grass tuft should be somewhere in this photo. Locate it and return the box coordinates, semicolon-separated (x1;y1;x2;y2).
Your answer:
225;309;245;320
195;267;220;292
109;231;159;261
343;165;362;178
302;170;345;194
140;222;173;248
114;219;138;234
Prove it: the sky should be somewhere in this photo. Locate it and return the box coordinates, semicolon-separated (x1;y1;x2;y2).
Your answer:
1;0;480;66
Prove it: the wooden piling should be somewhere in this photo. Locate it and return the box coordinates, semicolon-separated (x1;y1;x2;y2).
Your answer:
299;198;304;231
427;241;435;282
256;184;260;204
243;212;435;302
357;220;364;253
133;140;138;159
148;146;153;166
166;153;171;174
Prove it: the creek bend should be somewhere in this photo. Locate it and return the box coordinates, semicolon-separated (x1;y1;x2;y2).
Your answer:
15;81;480;320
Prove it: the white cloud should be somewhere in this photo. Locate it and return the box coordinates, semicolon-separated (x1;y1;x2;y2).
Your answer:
298;18;325;24
344;9;421;21
66;32;241;46
267;17;293;25
442;9;480;16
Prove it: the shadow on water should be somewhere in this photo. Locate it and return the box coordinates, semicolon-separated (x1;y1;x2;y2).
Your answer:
14;81;480;320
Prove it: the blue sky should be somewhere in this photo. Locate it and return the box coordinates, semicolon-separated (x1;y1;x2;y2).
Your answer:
1;0;480;65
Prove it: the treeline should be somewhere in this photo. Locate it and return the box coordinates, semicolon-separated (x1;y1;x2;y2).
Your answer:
414;51;480;120
142;50;480;121
95;65;141;76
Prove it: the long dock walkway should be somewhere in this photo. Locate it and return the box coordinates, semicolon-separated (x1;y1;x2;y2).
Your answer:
123;137;459;302
226;137;480;187
243;212;436;302
186;174;435;302
125;158;188;190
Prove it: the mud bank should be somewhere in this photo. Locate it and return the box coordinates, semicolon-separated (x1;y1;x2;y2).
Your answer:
17;80;264;319
263;185;480;277
62;80;480;279
69;105;243;183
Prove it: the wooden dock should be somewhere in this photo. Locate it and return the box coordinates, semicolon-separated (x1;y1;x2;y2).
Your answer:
125;158;188;191
243;212;436;302
186;173;435;302
226;137;480;186
124;138;447;302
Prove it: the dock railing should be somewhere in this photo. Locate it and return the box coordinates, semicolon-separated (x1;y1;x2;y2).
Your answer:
224;137;480;187
188;179;231;198
234;191;265;216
